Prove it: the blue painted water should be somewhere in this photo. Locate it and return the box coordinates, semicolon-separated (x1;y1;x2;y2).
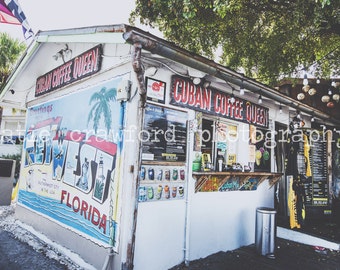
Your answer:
18;190;115;245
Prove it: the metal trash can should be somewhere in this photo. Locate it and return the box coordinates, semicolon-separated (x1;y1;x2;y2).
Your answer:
255;207;276;259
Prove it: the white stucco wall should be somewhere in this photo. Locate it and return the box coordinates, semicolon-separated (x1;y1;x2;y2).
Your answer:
133;200;187;270
188;179;274;261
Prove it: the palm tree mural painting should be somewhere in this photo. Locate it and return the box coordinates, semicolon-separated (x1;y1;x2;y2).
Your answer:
87;86;116;202
87;86;117;135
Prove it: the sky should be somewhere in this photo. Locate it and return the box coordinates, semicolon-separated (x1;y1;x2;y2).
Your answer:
0;0;160;42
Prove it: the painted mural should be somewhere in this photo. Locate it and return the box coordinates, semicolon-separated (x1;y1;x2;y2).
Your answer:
18;78;125;249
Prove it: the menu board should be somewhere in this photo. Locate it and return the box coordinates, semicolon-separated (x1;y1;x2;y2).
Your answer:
141;103;187;162
297;130;328;206
253;128;271;172
310;131;328;205
332;136;340;200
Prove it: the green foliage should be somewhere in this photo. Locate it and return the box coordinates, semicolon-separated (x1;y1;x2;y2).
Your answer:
130;0;339;86
0;32;26;89
94;179;104;200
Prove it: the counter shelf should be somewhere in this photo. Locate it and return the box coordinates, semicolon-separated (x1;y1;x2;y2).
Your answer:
192;172;282;192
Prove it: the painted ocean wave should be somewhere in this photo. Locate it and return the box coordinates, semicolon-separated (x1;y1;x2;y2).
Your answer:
18;190;112;244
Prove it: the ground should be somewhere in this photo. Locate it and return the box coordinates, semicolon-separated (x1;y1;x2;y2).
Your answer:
0;204;92;269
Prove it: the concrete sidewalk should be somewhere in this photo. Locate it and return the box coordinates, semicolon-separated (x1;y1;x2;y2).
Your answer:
170;226;340;270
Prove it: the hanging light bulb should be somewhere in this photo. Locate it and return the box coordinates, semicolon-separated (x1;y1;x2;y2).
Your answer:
331;81;336;87
230;94;235;104
279;104;282;114
239;80;245;95
192;77;201;85
311;116;315;122
316;78;320;84
333;93;340;102
328;88;332;95
296;110;301;119
303;73;308;86
239;86;245;96
258;94;262;104
230;89;235;104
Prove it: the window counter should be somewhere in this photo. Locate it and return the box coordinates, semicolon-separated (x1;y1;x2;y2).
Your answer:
192;172;282;192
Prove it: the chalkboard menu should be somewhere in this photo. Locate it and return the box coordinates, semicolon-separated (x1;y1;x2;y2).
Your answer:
297;130;328;206
310;131;328;205
141;104;187;162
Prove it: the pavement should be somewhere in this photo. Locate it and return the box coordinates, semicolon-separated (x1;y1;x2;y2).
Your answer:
171;216;340;270
170;237;340;270
0;205;84;270
0;230;72;270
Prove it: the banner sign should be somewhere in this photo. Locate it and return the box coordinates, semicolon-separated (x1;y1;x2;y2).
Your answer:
170;76;269;128
19;78;124;249
35;44;102;97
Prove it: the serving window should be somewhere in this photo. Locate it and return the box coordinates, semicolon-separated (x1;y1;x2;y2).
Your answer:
192;115;280;192
198;117;239;171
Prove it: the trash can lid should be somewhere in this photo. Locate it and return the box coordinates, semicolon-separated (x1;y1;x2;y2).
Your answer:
256;207;277;214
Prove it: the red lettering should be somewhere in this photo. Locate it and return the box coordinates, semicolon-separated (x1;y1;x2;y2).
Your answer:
88;205;92;221
81;200;88;219
60;191;107;234
66;191;71;207
173;79;183;103
73;47;99;79
214;93;221;113
188;84;196;106
52;62;72;88
195;87;203;108
246;103;267;127
91;207;100;226
99;214;107;234
72;196;80;212
60;190;67;203
202;88;211;111
235;101;243;120
35;73;52;95
172;79;212;111
221;95;227;115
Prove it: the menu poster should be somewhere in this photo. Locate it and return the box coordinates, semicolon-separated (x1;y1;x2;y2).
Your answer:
310;131;328;206
254;128;271;172
332;136;340;200
141;104;187;162
146;77;166;103
295;130;329;206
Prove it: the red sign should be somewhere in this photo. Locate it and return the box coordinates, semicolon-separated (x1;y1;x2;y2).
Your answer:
170;76;269;128
35;44;102;97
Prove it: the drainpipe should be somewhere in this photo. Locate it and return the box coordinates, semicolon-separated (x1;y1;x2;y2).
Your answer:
122;42;147;270
183;121;195;266
132;42;147;108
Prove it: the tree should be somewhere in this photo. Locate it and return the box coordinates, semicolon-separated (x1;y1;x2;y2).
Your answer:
0;32;26;127
130;0;340;86
0;32;26;88
87;86;117;134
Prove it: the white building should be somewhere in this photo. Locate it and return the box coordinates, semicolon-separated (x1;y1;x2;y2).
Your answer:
0;24;336;270
0;106;25;156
